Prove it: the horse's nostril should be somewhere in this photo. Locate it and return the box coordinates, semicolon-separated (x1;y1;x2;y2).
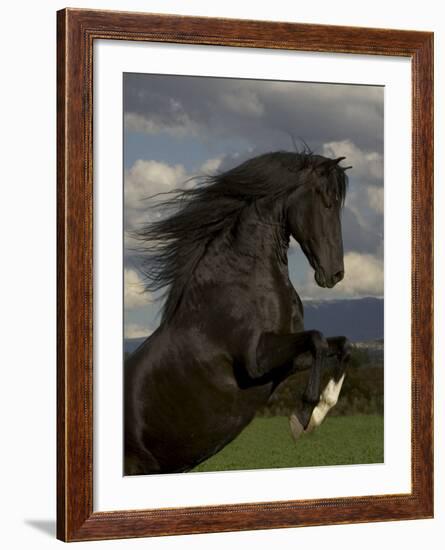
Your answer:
334;270;344;283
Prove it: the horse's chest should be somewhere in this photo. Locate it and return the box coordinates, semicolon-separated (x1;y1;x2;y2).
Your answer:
255;279;298;332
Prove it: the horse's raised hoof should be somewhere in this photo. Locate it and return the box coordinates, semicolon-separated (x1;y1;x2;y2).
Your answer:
289;413;305;442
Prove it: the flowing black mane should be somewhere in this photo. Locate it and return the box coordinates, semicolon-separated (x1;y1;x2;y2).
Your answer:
134;150;349;322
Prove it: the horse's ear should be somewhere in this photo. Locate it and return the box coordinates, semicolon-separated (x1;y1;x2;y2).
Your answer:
316;157;347;172
333;156;346;165
317;157;346;170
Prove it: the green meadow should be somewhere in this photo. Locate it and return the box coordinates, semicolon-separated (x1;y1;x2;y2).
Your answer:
192;415;384;473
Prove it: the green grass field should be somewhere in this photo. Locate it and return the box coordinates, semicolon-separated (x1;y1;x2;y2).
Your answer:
192;415;384;473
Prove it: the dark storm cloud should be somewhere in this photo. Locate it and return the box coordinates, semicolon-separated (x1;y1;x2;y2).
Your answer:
124;73;383;155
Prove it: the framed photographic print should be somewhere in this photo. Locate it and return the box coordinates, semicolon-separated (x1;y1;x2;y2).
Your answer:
57;8;433;542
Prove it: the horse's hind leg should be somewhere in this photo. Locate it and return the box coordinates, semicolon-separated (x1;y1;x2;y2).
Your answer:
290;336;351;440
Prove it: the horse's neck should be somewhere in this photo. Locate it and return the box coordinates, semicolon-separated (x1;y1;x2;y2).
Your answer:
170;202;292;321
236;208;288;264
198;203;290;278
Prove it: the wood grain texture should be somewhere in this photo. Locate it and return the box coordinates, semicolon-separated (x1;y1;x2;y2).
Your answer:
57;8;434;542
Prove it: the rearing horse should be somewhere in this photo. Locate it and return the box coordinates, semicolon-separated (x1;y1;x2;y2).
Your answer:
125;150;352;475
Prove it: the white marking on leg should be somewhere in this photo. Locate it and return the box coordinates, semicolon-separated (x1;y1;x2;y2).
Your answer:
322;373;345;408
305;400;330;433
306;374;346;433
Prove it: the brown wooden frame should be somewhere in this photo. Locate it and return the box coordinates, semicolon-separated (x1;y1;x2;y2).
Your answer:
57;8;434;542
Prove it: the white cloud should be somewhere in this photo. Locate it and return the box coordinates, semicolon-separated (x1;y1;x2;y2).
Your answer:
300;252;383;299
322;140;383;182
124;157;226;240
367;185;384;214
199;157;223;174
124;110;199;137
125;159;187;211
125;157;225;214
124;268;152;310
340;252;383;296
124;160;189;247
124;323;152;339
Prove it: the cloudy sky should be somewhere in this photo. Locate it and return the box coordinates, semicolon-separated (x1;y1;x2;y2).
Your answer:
123;73;384;339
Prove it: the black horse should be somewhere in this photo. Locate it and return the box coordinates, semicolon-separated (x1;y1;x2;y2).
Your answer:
124;150;352;475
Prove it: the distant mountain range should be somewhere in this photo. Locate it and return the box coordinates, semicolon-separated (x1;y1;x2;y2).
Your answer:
303;297;383;341
124;297;383;355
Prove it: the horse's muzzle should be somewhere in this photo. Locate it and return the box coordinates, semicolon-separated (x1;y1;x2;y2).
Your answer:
326;270;344;288
315;269;344;288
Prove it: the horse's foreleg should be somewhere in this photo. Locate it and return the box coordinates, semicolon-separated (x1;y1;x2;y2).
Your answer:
254;330;329;428
290;335;351;441
326;336;351;379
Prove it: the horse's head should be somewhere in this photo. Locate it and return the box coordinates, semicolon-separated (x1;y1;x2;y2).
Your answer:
286;155;349;289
